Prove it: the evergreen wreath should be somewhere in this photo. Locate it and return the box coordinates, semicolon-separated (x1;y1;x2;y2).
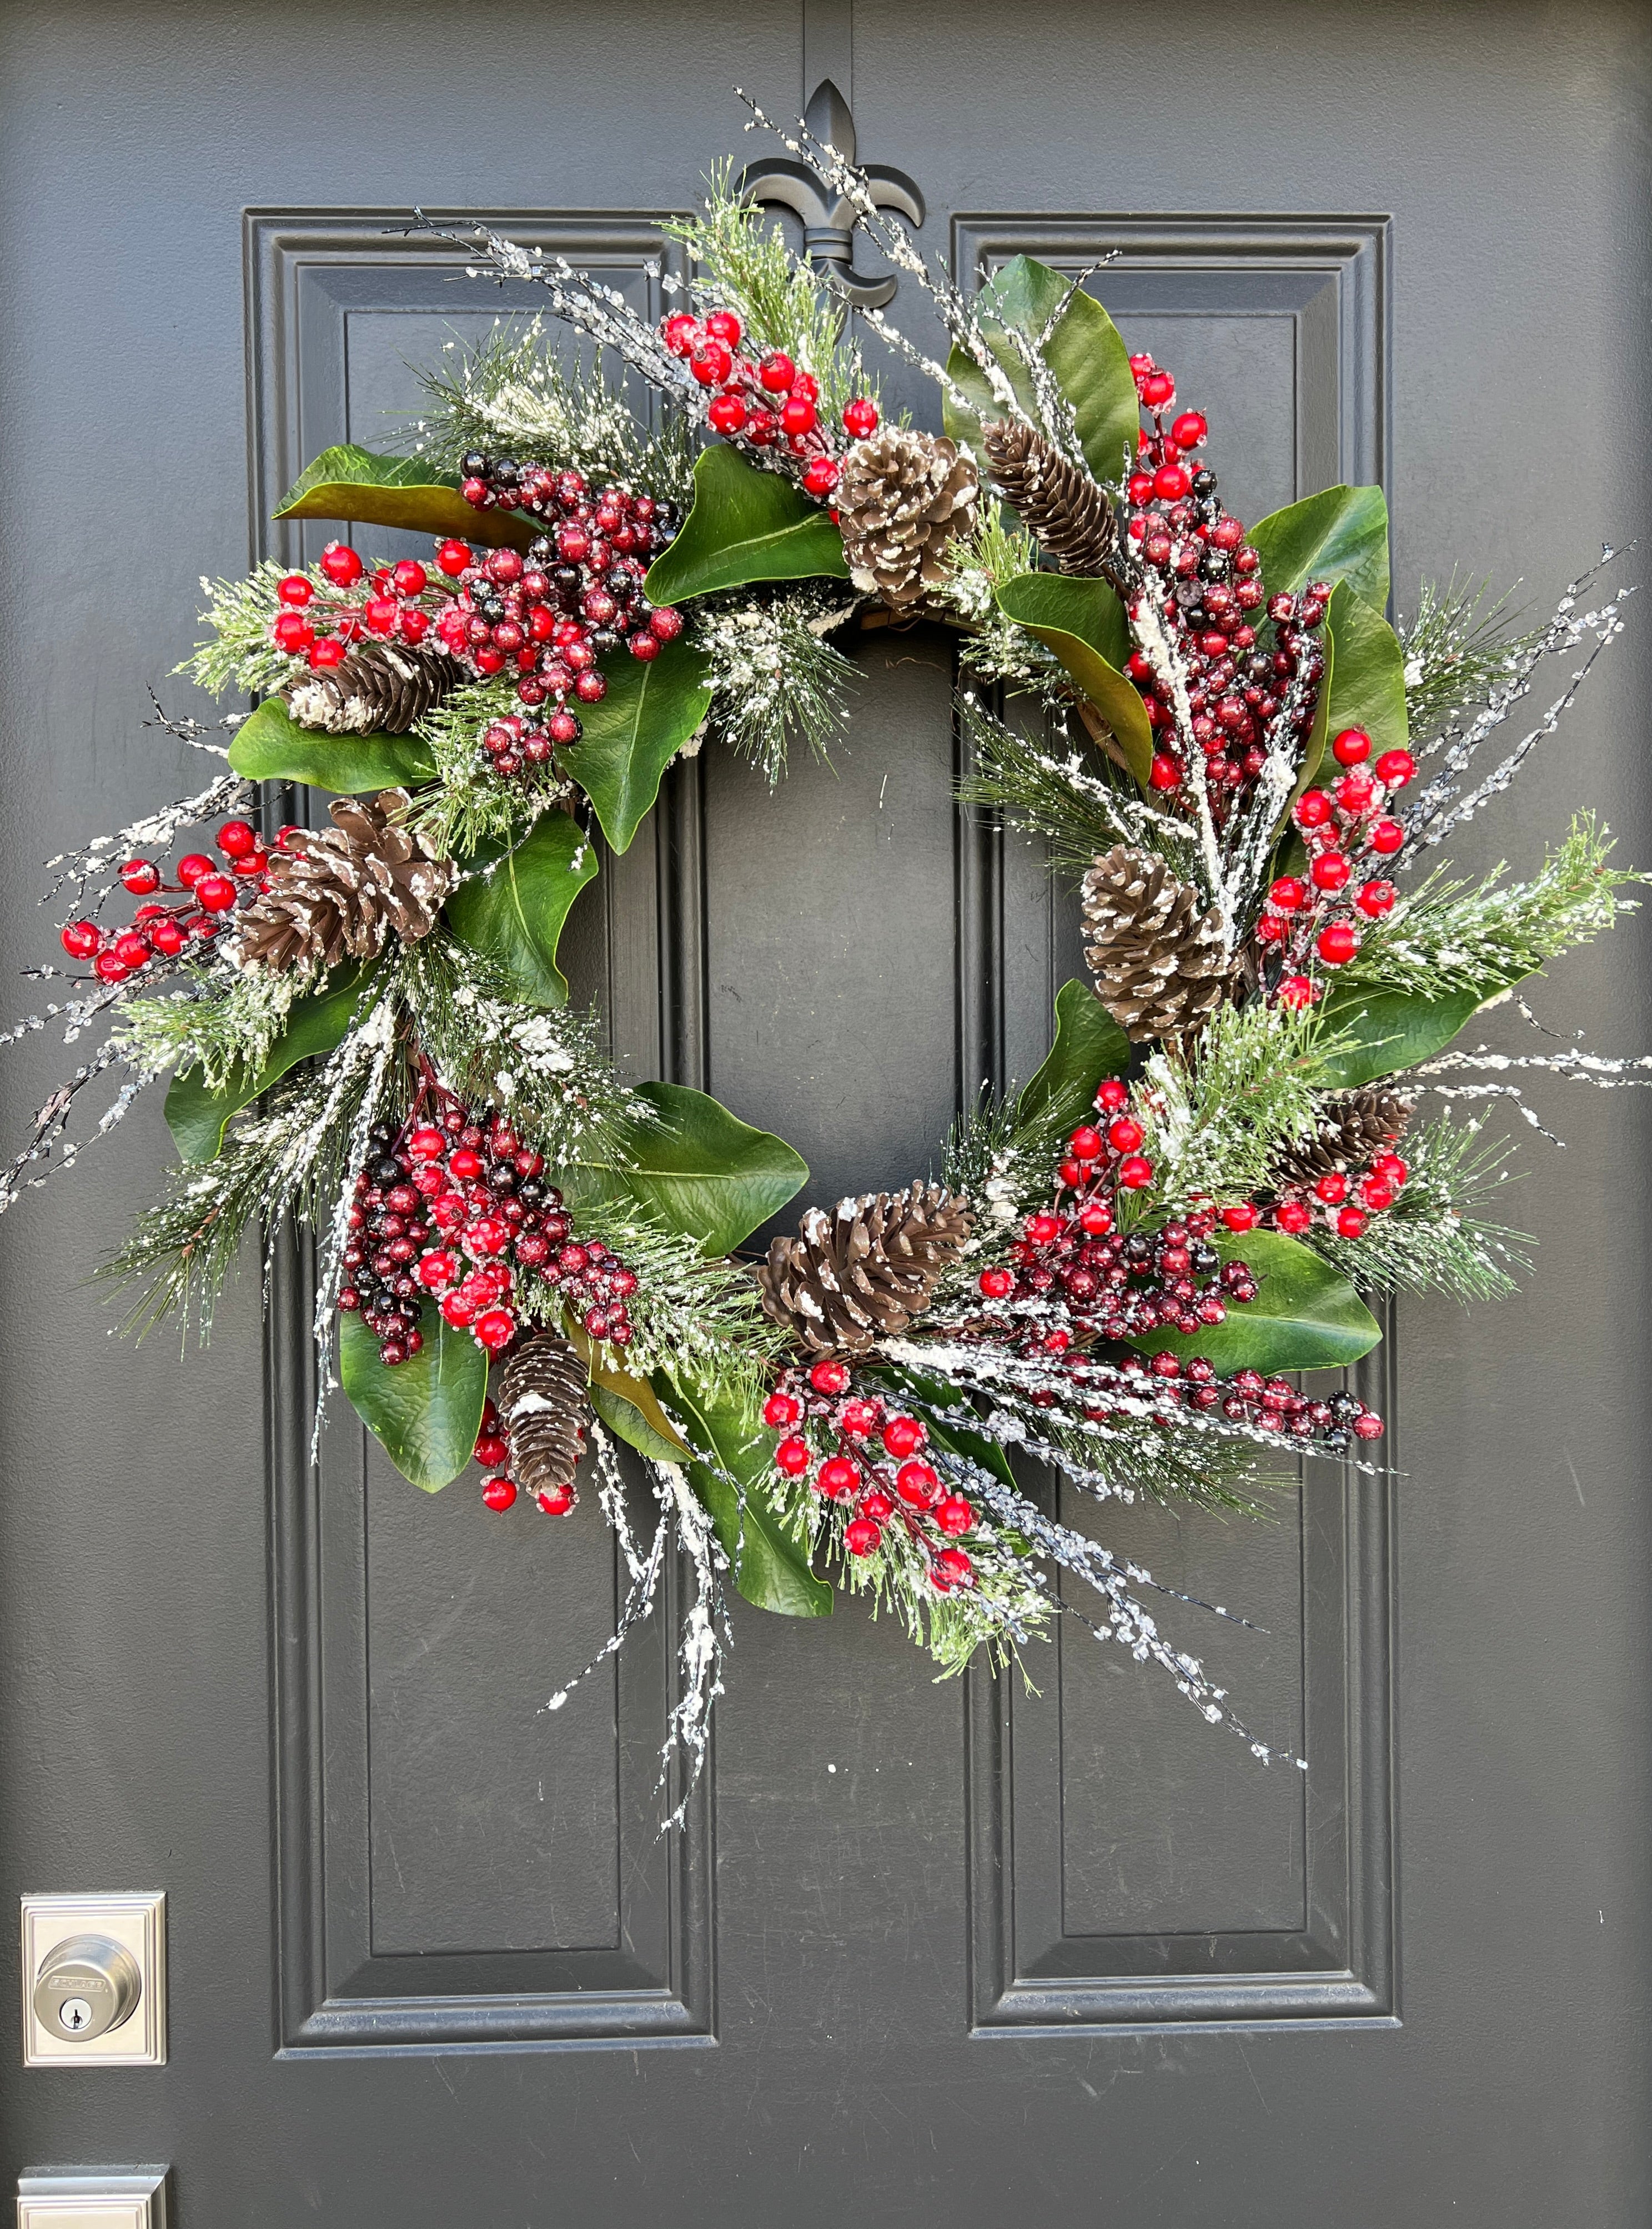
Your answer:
9;102;1643;1818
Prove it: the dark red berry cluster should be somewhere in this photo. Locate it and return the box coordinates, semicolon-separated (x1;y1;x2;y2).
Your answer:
435;465;684;711
973;1077;1256;1354
270;546;439;670
1254;725;1418;1002
477;711;574;784
60;816;275;984
765;1359;978;1592
471;1394;580;1521
1120;353;1328;821
337;1098;639;1366
1067;1351;1383;1457
659;307;878;497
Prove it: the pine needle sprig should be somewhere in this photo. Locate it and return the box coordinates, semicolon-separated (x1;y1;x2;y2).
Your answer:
409;675;567;857
1338;815;1641;1000
1298;1114;1530;1301
699;585;860;786
955;690;1197;877
661;162;878;429
113;965;309;1092
396;317;697;501
1136;1000;1345;1207
1400;574;1549;744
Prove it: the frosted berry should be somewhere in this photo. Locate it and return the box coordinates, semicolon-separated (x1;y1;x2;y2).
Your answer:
1369;818;1405;855
775;1436;811;1477
842;398;879;438
763;1391;801;1428
882;1415;926;1458
481;1475;518;1512
810;1357;851;1397
1317;921;1360;965
845;1518;882;1557
1375;749;1415;788
1332;727;1372;766
896;1460;940;1508
758;351;796;393
934;1495;974;1538
818;1455;860;1498
320;541;364;586
536;1482;577;1516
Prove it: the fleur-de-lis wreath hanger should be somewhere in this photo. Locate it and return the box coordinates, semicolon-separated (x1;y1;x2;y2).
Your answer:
739;77;923;310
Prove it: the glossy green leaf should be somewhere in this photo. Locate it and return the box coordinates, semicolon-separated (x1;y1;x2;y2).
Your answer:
560;637;713;853
564;1081;808;1258
1322;579;1408;756
1316;983;1485;1089
642;444;848;605
1132;1229;1381;1374
443;810;598;1008
1246;484;1390;610
229;696;436;795
562;1320;692;1463
339;1303;489;1493
995;573;1154;784
669;1372;833;1618
164;966;375;1164
942;255;1139;483
274;443;538;551
1017;978;1132;1133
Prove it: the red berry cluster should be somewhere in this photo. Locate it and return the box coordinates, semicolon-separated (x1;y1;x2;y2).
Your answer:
472;1395;580;1520
764;1359;978;1592
1120;352;1328;820
1216;1143;1412;1249
1072;1351;1382;1456
337;1099;639;1366
1254;725;1418;1000
974;1078;1257;1353
659;307;878;498
436;466;684;714
60;817;275;984
270;546;439;670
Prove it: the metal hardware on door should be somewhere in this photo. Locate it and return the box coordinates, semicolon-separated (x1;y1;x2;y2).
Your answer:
739;77;923;310
19;1894;166;2068
16;2168;169;2228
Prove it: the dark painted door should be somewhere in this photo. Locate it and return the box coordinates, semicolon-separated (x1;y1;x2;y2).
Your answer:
2;3;1649;2222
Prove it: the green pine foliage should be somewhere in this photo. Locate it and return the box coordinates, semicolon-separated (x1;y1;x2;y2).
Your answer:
1299;1115;1530;1302
1399;574;1550;741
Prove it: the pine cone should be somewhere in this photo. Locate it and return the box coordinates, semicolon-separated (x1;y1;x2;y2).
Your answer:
1274;1088;1413;1189
499;1332;591;1510
980;419;1126;584
1081;844;1230;1042
838;428;980;610
232;789;455;975
283;641;459;735
757;1182;973;1356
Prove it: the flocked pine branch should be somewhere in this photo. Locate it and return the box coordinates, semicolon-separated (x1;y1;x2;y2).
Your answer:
955;689;1196;876
1133;1000;1343;1207
1400;574;1549;742
1297;1113;1529;1302
698;585;861;786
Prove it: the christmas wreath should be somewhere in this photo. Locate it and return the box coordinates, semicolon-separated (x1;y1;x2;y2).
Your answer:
9;102;1640;1814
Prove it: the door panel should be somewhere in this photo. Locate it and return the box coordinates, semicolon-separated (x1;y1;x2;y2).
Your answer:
2;4;1648;2225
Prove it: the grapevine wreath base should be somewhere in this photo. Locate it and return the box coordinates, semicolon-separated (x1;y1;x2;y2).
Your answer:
7;101;1644;1819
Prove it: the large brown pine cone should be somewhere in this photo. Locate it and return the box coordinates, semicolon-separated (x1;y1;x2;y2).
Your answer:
283;640;459;735
838;428;980;610
757;1183;974;1356
1081;844;1230;1043
1274;1088;1413;1189
232;789;455;975
980;418;1125;585
498;1331;591;1510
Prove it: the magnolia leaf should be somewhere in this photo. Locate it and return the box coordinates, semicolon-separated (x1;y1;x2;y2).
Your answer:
942;255;1139;483
229;696;436;795
560;637;712;853
1017;978;1131;1133
274;443;537;551
669;1373;833;1618
1131;1230;1381;1373
339;1304;489;1493
564;1081;808;1258
1246;484;1390;611
995;573;1154;784
1315;983;1485;1089
563;1319;691;1463
443;810;598;1008
1322;580;1409;756
163;965;375;1164
642;444;848;605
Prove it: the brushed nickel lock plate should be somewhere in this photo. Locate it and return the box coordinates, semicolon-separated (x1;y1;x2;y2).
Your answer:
16;2169;168;2228
20;1895;165;2068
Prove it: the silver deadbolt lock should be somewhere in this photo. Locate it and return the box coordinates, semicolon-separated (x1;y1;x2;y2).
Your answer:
32;1931;143;2041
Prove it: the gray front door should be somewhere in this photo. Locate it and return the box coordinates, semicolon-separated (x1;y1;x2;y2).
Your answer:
2;4;1648;2222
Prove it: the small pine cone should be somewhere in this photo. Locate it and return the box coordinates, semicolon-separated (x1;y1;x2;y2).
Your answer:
1274;1088;1413;1189
499;1332;591;1510
283;640;459;735
232;789;455;975
1081;844;1230;1042
980;419;1124;583
838;428;980;610
757;1182;974;1356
